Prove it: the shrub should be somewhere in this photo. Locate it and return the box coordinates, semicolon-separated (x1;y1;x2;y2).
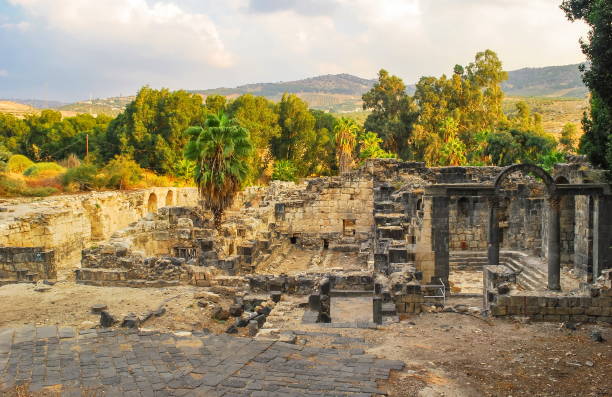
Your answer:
61;163;100;191
23;162;66;177
102;154;144;189
0;175;57;197
271;160;297;182
7;154;34;173
59;153;82;169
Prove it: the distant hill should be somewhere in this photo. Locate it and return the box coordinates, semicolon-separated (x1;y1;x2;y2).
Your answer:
2;63;589;118
192;64;588;112
194;73;375;98
1;99;67;109
502;64;588;98
0;101;38;118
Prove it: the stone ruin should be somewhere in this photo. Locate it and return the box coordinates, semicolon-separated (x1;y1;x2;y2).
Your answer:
2;159;612;333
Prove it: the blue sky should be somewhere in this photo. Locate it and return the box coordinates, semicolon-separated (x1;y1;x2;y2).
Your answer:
0;0;588;102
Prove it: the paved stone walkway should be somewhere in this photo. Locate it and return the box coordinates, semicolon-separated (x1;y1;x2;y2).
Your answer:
0;326;403;396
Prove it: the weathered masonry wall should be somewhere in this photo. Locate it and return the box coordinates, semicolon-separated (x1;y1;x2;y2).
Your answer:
274;173;374;247
0;247;56;283
0;187;198;270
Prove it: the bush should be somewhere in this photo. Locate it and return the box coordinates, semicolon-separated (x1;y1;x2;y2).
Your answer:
61;163;100;191
23;162;66;177
0;175;57;197
7;154;34;173
58;153;82;169
102;154;144;189
271;160;298;182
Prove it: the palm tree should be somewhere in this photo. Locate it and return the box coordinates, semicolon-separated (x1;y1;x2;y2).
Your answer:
184;112;252;229
334;118;358;174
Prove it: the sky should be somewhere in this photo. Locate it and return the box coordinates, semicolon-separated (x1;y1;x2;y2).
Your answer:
0;0;589;102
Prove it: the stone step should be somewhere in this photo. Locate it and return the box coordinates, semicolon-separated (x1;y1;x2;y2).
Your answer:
330;289;373;297
377;226;405;240
381;303;397;315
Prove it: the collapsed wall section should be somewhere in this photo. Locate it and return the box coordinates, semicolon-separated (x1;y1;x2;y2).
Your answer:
0;187;198;270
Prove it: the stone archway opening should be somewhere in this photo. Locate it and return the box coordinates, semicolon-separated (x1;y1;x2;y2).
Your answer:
165;190;174;206
147;193;158;214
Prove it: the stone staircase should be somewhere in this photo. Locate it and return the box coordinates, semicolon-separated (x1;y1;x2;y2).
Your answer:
450;250;547;290
372;185;419;275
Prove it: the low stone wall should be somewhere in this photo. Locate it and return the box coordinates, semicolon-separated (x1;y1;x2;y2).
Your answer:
0;187;198;270
0;247;56;282
485;266;612;323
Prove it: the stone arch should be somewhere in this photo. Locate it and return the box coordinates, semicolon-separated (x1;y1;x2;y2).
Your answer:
494;164;556;195
147;193;158;213
555;175;570;184
165;190;174;206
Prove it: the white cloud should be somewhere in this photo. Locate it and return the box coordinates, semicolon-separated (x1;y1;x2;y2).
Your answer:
0;21;30;31
0;69;8;77
8;0;233;68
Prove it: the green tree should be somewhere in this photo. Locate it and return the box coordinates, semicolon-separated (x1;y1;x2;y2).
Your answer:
271;159;297;182
184;112;252;229
362;69;416;157
562;0;612;170
0;113;28;153
227;94;281;184
411;50;508;165
334;118;358;174
358;131;396;161
205;95;227;115
272;94;317;176
560;122;579;153
104;87;204;174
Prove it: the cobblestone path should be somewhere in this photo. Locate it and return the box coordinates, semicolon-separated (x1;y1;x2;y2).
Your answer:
0;326;403;396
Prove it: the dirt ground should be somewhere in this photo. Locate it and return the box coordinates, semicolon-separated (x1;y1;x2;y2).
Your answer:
0;281;238;335
269;296;612;397
1;282;610;397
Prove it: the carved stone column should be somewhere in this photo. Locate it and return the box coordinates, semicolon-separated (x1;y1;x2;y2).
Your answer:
547;196;561;290
487;196;500;267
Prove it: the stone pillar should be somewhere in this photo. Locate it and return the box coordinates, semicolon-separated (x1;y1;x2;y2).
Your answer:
487;197;500;267
593;195;612;278
431;196;450;286
547;196;561;290
373;297;383;324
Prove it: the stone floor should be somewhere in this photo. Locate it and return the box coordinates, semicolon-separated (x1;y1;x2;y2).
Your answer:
0;326;403;396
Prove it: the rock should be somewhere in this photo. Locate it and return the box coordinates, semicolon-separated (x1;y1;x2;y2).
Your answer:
211;305;230;321
121;313;140;329
442;307;455;313
248;320;258;337
497;283;511;295
91;304;108;313
270;291;282;303
225;325;238;334
585;360;594;367
193;291;220;302
80;320;96;329
100;311;117;328
467;307;481;315
590;330;604;343
153;305;166;317
197;300;209;308
454;304;468;313
278;332;296;344
34;283;51;292
562;322;577;331
229;304;244;317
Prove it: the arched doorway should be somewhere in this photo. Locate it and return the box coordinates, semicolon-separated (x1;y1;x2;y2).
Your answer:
490;164;560;290
165;190;174;206
147;193;158;214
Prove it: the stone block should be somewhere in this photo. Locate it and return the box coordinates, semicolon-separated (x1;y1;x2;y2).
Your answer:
570;307;584;315
586;307;602;316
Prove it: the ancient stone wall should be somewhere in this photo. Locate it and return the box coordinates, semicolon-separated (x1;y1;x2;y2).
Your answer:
0;247;56;283
274;173;374;248
0;187;198;270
